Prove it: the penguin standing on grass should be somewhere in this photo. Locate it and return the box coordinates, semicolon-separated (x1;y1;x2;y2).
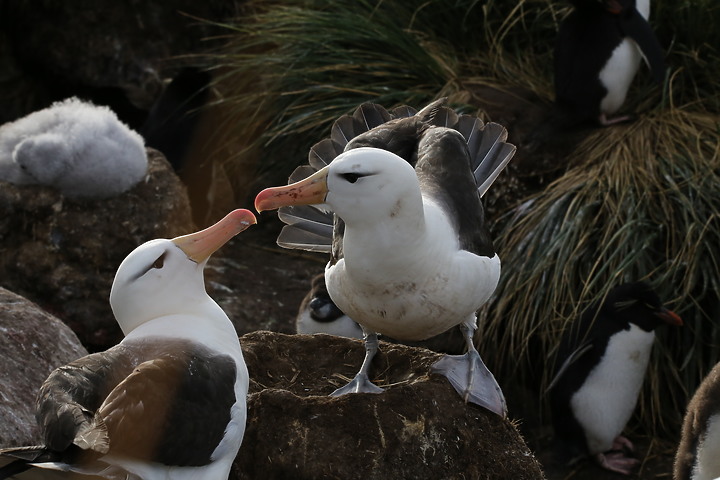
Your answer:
675;362;720;480
554;0;666;126
548;282;682;475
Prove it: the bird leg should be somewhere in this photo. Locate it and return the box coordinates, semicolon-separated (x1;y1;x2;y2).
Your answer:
611;435;635;453
595;451;640;475
430;318;507;417
331;328;384;396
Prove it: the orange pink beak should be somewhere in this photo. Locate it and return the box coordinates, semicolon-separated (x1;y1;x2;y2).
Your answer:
254;168;329;213
172;209;257;263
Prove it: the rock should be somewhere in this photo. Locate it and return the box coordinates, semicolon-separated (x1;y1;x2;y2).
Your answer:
0;288;87;448
234;331;545;479
0;149;194;351
0;1;238;126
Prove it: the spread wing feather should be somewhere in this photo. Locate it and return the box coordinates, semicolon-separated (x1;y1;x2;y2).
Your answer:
308;138;343;170
277;224;332;252
274;98;516;251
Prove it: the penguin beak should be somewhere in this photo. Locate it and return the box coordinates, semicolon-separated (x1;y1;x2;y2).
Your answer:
172;209;257;264
603;0;623;14
655;308;683;326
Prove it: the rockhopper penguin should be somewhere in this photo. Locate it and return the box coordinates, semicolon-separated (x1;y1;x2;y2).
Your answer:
548;282;682;474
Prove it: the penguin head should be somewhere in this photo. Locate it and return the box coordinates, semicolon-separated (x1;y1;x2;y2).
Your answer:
603;282;683;332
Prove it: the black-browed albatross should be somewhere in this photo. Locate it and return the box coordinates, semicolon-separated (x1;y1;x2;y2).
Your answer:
0;208;256;480
255;99;515;417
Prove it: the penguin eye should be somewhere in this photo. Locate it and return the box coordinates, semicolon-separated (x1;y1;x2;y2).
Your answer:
340;172;363;184
152;252;167;269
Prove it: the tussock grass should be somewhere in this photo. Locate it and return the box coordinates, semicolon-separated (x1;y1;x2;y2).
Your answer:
480;108;720;435
204;0;720;438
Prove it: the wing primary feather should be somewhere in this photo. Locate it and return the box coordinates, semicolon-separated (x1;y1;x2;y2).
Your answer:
472;123;516;197
390;105;417;118
309;138;343;169
330;115;359;148
456;114;485;156
354;103;391;132
278;204;333;229
288;165;317;183
415;98;447;123
277;224;332;252
430;106;459;128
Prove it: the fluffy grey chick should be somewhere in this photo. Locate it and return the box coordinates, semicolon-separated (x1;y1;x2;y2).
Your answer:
0;97;147;198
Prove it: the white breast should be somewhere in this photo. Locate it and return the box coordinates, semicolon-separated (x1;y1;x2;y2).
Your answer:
692;414;720;480
598;0;651;115
570;324;655;454
599;40;642;115
327;199;501;341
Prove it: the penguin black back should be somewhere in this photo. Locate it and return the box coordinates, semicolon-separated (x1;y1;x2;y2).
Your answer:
550;281;682;461
554;0;665;126
555;0;624;124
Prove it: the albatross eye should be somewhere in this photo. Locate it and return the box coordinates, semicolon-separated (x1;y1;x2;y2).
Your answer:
152;253;167;269
340;172;363;184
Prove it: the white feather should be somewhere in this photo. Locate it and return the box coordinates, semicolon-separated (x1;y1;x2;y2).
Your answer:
571;324;655;454
0;97;146;198
691;414;720;480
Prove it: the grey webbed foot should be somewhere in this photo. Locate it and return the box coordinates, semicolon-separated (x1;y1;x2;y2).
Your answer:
431;350;506;417
331;372;384;396
430;319;506;417
330;328;384;397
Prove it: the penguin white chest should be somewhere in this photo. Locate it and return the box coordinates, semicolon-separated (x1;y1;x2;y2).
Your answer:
571;324;655;454
692;413;720;480
599;38;643;115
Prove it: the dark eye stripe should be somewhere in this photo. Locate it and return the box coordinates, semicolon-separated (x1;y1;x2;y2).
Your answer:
341;172;363;183
152;252;166;269
129;252;168;282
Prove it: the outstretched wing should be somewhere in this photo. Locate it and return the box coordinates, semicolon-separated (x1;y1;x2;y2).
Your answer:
274;99;516;257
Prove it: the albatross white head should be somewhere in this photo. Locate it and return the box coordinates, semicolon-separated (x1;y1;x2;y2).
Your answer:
110;209;257;336
255;147;423;228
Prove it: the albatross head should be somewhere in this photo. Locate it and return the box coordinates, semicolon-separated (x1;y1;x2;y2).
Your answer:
109;209;256;335
255;147;421;226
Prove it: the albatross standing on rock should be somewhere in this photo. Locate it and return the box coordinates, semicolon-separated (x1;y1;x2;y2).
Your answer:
255;99;515;417
0;208;256;480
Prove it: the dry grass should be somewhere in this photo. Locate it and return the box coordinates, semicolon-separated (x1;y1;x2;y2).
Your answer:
480;107;720;436
200;0;720;438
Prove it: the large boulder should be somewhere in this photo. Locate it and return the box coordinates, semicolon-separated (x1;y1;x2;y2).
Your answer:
0;288;87;448
235;331;545;479
0;149;194;351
